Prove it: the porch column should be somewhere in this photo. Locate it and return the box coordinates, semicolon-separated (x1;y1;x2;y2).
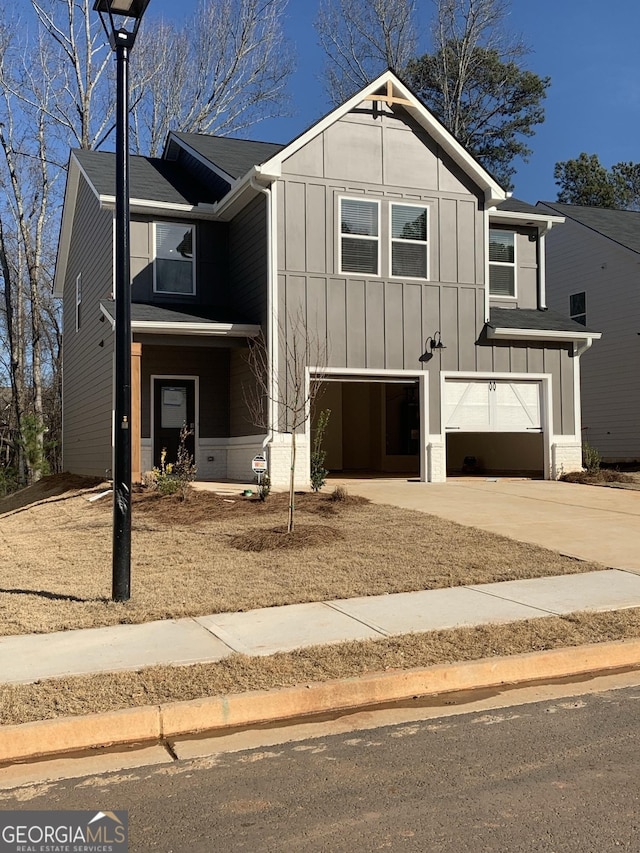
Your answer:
131;342;142;483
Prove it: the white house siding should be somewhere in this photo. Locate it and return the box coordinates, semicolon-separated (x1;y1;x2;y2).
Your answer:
544;215;640;462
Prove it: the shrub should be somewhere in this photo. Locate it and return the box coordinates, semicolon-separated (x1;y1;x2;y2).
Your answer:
330;484;348;502
149;426;197;500
582;440;601;473
310;408;331;492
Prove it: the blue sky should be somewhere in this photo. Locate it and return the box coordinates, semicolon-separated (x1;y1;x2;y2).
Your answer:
149;0;640;204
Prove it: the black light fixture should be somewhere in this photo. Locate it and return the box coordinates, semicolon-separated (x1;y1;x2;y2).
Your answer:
419;331;446;363
94;0;151;602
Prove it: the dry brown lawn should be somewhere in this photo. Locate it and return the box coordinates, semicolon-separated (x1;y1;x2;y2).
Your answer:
0;474;606;637
3;607;640;726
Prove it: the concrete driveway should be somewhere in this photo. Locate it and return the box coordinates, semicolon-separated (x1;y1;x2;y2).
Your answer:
336;478;640;573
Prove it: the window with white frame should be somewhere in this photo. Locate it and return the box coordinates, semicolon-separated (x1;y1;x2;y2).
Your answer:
340;198;379;275
569;291;586;326
154;222;195;295
489;229;516;297
391;204;428;278
75;273;82;331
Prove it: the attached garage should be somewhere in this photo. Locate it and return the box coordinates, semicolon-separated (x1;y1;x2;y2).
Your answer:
443;377;548;477
312;372;426;478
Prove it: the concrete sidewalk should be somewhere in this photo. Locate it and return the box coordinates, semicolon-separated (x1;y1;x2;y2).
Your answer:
336;478;640;572
3;569;640;685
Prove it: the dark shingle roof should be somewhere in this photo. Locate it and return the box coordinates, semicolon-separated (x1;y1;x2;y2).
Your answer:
102;301;258;327
74;150;219;206
538;202;640;254
495;197;542;216
489;307;598;335
170;133;286;180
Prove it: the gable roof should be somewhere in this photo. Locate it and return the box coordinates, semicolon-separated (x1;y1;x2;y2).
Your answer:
538;202;640;254
73;149;220;207
166;133;285;181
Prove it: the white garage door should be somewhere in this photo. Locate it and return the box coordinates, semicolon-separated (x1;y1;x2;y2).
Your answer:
444;380;542;432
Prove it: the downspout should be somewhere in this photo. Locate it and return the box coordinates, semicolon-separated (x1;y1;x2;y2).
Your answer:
250;176;277;459
572;336;595;446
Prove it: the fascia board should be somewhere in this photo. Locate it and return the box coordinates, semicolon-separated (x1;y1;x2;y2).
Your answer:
487;326;602;342
488;209;565;227
130;320;261;337
97;196;219;220
255;69;506;203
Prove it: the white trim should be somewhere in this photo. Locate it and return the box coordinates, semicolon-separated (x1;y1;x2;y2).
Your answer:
97;196;218;219
54;155;99;295
75;273;82;333
487;327;600;342
150;374;199;469
308;367;429;482
538;232;547;309
259;70;506;206
441;371;553;478
100;302;116;328
389;201;430;281
489;227;517;299
132;320;261;337
484;207;490;322
152;221;196;296
338;196;381;277
488;209;564;227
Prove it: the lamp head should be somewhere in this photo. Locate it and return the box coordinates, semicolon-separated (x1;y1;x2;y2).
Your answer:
94;0;151;49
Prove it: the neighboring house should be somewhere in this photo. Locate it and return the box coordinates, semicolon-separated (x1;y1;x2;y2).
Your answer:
54;70;598;488
538;202;640;464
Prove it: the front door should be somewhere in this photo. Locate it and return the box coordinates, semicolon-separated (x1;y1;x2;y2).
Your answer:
153;378;196;469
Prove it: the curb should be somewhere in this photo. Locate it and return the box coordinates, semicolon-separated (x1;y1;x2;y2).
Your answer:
2;638;640;764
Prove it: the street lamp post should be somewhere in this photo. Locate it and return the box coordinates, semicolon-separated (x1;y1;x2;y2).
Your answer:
94;0;151;602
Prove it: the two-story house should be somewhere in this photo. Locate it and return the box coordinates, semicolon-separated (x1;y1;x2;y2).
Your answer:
539;201;639;464
54;70;598;488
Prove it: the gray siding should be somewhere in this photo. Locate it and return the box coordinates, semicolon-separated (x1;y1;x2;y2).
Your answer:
130;218;228;308
228;194;268;324
139;345;230;439
62;177;114;477
489;227;539;310
230;348;263;437
277;106;571;439
544;216;639;460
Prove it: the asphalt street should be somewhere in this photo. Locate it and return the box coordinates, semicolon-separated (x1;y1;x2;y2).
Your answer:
2;681;639;852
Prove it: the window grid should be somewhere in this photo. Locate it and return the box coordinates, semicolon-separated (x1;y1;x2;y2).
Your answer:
339;198;380;276
489;229;516;298
390;203;428;280
569;291;586;326
153;221;196;296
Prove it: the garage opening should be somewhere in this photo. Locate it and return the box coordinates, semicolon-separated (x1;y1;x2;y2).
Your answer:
444;379;545;478
312;380;420;477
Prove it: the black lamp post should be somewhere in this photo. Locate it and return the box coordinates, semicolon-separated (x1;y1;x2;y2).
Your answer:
95;0;151;602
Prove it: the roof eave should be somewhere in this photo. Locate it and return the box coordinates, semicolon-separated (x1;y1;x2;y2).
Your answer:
131;320;261;337
487;326;601;342
488;209;565;229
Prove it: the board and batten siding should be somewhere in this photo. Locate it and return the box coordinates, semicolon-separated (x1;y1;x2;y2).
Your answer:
544;215;639;461
274;106;572;439
488;227;539;310
62;176;115;477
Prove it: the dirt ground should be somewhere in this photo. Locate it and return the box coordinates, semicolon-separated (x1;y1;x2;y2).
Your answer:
0;474;606;637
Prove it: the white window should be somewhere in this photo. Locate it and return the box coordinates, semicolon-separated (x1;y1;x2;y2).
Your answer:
340;198;379;275
153;222;195;295
569;291;586;326
391;204;428;279
489;229;516;297
75;273;82;332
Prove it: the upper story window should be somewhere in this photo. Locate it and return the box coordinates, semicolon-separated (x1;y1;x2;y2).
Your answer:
489;229;515;298
569;291;586;326
391;204;428;279
154;222;195;295
75;273;82;332
340;198;379;275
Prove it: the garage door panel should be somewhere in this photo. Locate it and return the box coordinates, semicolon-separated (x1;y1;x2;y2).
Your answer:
445;380;541;433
